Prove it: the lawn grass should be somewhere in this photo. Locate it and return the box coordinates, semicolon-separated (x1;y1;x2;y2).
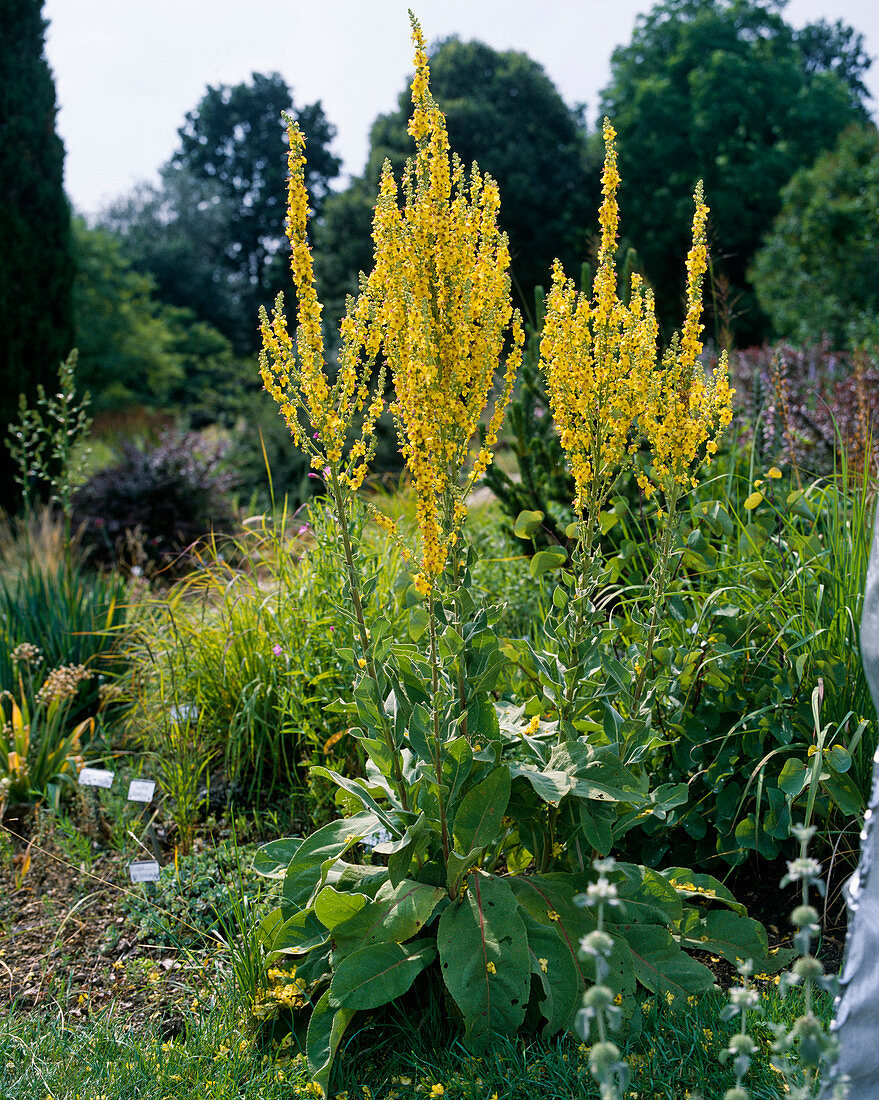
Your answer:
0;974;833;1100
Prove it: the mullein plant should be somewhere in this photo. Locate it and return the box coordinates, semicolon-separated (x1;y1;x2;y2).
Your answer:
536;120;733;757
255;14;769;1098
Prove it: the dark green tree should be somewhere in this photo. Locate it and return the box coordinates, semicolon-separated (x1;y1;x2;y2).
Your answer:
316;36;597;324
599;0;869;344
750;124;879;348
0;0;75;510
98;167;236;347
172;73;341;350
99;74;341;354
793;18;873;117
73;220;246;422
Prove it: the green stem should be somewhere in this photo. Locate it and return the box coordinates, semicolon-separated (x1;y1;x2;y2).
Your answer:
328;466;409;812
630;481;682;721
428;604;451;867
559;483;601;729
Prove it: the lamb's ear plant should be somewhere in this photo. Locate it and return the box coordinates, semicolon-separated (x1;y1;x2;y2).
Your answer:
716;822;843;1100
252;13;769;1097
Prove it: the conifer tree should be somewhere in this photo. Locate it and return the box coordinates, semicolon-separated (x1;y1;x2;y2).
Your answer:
0;0;75;510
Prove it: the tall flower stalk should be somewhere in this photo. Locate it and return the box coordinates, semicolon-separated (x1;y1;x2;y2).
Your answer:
258;113;407;808
538;122;733;745
370;14;522;599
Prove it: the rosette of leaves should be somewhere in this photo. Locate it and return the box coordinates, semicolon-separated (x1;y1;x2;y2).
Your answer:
252;558;783;1096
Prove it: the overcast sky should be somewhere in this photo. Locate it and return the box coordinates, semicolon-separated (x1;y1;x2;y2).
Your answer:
43;0;879;218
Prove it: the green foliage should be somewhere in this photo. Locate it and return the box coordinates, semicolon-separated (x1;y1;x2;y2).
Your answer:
0;0;75;512
101;75;341;355
315;37;596;323
591;447;877;870
750;124;879;348
0;654;93;809
5;350;92;537
0;550;129;730
599;0;868;343
73;219;247;422
127;502;408;804
124;840;266;947
251;525;778;1096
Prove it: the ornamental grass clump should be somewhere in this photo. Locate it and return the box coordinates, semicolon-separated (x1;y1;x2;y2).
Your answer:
253;14;767;1099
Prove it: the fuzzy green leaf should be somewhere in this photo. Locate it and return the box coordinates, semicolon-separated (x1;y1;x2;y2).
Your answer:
330;878;445;961
520;911;583;1034
530;549;568;578
513;509;544;538
452;766;511;855
607;921;714;1002
437;871;530;1048
306;990;355;1098
314;885;370;931
329;938;436;1010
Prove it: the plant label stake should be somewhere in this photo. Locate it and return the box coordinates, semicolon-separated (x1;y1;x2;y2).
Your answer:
129;860;161;883
78;767;114;789
127;779;155;803
828;504;879;1099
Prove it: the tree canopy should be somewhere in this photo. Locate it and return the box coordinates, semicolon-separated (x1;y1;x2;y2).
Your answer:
315;36;597;323
599;0;870;344
73;220;245;424
750;124;879;348
0;0;74;509
100;73;341;354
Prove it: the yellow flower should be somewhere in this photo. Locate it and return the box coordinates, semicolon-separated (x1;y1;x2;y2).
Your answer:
540;120;663;524
635;183;734;498
369;14;523;583
767;466;783;479
430;1086;445;1098
539;957;549;974
486;961;497;975
258;119;385;492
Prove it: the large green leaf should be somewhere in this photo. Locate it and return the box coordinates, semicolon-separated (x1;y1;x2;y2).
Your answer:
509;765;573;807
329;938;436;1010
253;837;304;878
437;871;530;1049
309;767;401;834
452;766;511;855
520;911;583;1035
676;908;793;972
442;736;475;807
306;990;355;1099
265;907;329;955
280;813;381;911
547;743;647;804
607;921;714;1002
330;878;445;961
658;868;746;915
314;885;370;931
613;863;683;924
507;873;593;991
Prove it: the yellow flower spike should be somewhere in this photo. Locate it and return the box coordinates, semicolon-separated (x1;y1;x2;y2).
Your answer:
633;186;733;497
370;15;522;584
258;116;384;492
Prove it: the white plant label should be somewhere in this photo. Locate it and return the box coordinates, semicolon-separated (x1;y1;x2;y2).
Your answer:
129;860;161;883
127;779;156;803
78;767;114;789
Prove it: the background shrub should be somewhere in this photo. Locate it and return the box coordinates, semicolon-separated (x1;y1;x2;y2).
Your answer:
72;429;236;571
